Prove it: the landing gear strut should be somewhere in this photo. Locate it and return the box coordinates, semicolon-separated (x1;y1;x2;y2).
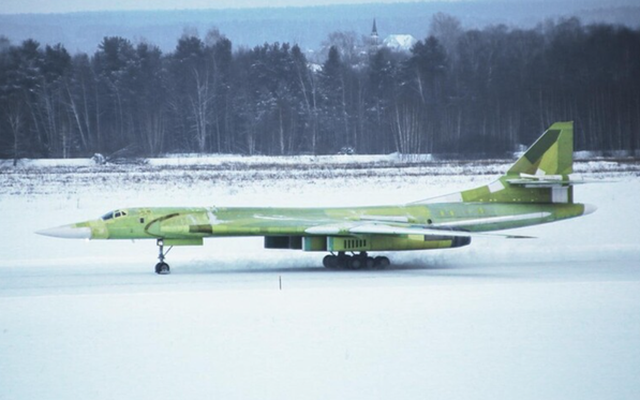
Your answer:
155;239;172;275
322;252;390;270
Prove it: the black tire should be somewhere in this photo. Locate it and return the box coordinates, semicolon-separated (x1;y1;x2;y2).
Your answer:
350;257;363;270
374;256;390;269
336;255;350;270
365;257;375;270
155;262;170;275
323;255;338;269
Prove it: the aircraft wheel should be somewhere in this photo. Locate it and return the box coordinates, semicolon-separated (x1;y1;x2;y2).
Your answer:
365;257;375;270
374;256;390;269
336;254;350;270
350;257;363;270
323;255;338;269
155;262;170;275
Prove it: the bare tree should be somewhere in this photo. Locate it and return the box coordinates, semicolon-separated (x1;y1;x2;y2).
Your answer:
429;13;463;65
391;102;422;158
6;104;23;166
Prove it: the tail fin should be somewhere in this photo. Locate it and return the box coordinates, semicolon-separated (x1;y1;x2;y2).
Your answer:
416;121;577;205
507;121;573;176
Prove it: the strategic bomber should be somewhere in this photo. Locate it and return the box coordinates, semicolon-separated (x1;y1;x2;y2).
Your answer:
37;122;596;274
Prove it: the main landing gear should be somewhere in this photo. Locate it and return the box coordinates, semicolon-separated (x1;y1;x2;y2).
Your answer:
155;239;173;275
322;251;390;270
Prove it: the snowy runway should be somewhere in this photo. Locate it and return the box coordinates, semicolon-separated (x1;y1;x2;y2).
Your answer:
2;260;640;400
1;157;639;399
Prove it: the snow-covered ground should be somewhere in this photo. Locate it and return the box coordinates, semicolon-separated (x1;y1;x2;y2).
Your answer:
1;156;639;400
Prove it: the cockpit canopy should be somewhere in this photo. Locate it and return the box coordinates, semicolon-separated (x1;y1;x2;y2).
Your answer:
101;210;128;221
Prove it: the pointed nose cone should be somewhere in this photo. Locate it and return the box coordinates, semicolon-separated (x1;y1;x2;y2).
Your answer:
582;203;598;215
36;224;92;239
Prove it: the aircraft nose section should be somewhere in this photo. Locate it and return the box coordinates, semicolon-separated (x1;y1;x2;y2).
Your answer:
582;203;597;215
36;224;92;239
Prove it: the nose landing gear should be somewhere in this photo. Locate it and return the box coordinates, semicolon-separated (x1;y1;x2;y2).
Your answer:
155;239;172;275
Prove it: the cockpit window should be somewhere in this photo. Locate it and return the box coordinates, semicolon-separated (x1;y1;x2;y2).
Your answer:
101;210;127;220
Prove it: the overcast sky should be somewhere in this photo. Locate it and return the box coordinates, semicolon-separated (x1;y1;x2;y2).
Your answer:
2;0;430;14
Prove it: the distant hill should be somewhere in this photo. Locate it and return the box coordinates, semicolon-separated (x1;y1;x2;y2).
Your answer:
1;1;639;54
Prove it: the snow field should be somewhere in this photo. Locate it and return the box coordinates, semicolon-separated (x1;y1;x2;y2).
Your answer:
2;279;639;400
1;157;639;399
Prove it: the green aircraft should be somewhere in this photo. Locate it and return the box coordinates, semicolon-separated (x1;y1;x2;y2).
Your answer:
37;121;596;274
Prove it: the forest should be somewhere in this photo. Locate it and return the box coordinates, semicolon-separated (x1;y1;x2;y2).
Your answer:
1;14;639;160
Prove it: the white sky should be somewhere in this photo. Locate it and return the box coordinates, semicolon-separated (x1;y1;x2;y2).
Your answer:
1;0;425;14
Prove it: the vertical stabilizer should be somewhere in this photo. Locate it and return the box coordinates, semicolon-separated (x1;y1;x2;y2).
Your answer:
507;121;573;176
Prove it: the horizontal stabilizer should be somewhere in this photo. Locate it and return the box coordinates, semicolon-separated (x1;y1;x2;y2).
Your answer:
506;173;607;187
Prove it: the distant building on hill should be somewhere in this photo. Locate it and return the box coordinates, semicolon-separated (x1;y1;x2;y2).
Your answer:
371;18;379;45
382;34;418;51
370;19;417;52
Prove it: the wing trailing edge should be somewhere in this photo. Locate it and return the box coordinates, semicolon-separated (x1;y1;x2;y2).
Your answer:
305;222;534;239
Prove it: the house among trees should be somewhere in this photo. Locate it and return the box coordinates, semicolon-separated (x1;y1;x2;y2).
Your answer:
369;19;418;52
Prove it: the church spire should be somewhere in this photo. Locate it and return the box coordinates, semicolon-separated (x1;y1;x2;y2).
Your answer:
371;18;379;45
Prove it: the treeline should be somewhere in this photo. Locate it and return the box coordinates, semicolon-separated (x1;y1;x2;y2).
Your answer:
1;16;639;160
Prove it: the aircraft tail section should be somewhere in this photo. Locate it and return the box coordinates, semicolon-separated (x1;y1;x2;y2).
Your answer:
415;121;580;205
507;121;573;176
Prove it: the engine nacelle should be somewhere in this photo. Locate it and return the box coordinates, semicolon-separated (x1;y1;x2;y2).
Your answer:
326;235;470;252
264;235;470;252
264;236;303;249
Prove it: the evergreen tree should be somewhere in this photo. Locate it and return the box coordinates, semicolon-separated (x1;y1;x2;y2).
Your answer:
318;46;348;153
